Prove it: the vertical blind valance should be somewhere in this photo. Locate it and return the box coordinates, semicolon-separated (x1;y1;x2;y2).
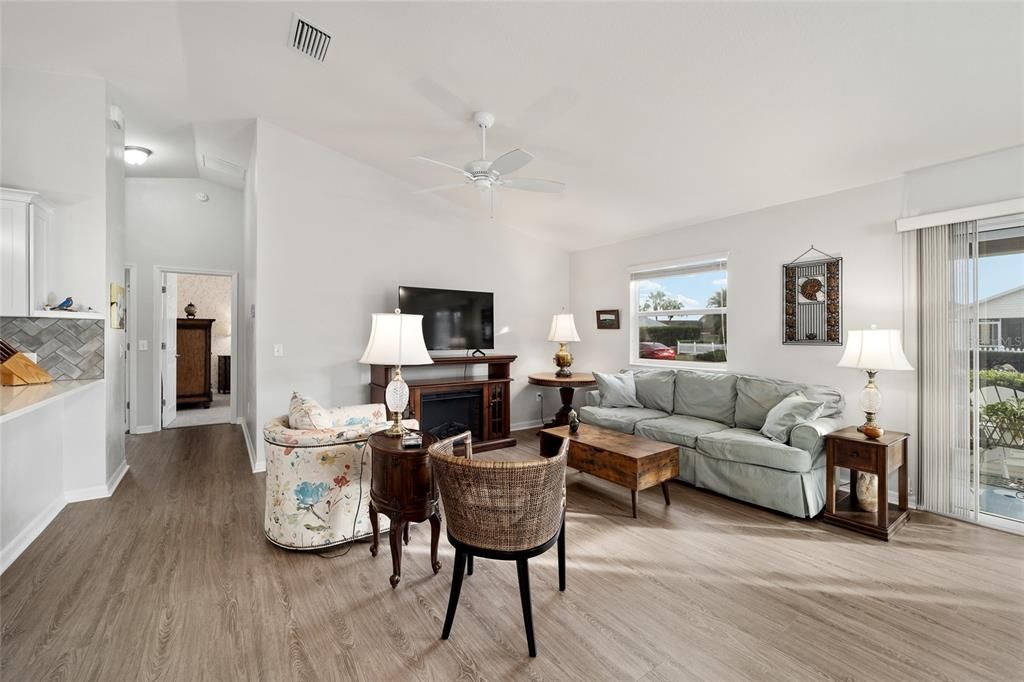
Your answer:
629;258;727;280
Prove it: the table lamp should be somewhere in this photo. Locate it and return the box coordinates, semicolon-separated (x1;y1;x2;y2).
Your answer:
360;308;433;436
548;313;581;377
837;327;913;437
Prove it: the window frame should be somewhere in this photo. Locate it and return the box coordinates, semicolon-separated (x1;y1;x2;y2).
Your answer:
628;254;729;370
978;318;1002;349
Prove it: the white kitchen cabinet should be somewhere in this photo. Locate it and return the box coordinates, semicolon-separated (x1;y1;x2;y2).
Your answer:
0;188;36;317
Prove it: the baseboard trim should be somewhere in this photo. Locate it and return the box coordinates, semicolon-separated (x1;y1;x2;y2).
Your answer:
1;496;65;574
132;424;158;434
106;459;130;496
510;419;544;432
241;421;264;473
64;484;108;503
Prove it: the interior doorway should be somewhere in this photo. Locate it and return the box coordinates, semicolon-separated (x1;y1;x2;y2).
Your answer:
157;267;238;430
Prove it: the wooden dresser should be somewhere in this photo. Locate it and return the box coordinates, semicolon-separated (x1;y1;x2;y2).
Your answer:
176;318;214;408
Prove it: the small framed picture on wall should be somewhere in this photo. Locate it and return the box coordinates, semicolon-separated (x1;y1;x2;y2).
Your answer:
596;309;620;330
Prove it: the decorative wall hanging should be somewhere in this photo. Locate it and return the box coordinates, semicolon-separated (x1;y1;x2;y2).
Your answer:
782;246;842;345
596;309;620;330
110;283;125;330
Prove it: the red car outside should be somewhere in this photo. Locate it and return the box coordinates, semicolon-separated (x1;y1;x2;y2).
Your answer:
639;342;676;360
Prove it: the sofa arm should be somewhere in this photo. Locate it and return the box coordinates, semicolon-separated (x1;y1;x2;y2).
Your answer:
584;390;601;407
790;416;845;466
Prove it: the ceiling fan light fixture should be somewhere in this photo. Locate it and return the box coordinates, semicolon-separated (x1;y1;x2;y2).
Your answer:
124;146;153;166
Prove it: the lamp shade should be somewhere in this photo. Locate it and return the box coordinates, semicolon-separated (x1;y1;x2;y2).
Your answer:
547;313;581;343
837;329;913;371
359;311;433;366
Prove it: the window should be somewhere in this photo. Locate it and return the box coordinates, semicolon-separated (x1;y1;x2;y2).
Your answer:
978;319;1001;349
630;257;727;368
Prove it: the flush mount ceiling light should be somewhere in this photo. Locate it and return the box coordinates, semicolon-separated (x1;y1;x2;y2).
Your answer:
124;146;152;166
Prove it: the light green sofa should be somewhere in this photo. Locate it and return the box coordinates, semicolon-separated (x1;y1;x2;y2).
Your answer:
580;369;844;518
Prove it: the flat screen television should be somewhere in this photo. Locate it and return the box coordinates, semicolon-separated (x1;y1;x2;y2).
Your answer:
398;286;494;351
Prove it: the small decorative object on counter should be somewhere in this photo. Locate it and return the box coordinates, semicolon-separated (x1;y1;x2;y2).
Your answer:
184;301;197;318
54;296;74;311
568;408;581;434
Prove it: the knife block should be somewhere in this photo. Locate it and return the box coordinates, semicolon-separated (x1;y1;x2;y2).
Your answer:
0;352;53;385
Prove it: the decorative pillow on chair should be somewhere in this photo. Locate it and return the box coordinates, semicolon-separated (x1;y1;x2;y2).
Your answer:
593;371;643;409
288;392;332;430
760;391;824;443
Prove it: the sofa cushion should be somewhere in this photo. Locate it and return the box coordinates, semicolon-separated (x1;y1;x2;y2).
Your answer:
594;371;643;408
634;369;676;413
735;376;843;430
288;392;332;430
760;392;824;443
673;370;737;425
696;427;814;473
579;406;668;434
635;414;730;449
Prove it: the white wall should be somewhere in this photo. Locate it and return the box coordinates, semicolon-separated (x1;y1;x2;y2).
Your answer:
570;178;919;496
241;136;259;467
250;120;571;469
104;85;126;479
125;178;244;431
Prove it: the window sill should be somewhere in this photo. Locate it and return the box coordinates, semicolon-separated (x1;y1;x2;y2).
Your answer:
630;359;729;372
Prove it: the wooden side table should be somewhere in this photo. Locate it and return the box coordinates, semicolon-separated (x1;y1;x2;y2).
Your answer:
528;372;596;427
824;427;910;541
367;431;440;588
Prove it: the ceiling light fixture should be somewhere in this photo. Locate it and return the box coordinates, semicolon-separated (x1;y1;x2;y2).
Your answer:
124;146;153;166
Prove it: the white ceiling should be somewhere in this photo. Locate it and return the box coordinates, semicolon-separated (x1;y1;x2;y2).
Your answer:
2;2;1022;249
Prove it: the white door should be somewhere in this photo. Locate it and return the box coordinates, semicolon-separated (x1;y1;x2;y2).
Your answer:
162;272;178;427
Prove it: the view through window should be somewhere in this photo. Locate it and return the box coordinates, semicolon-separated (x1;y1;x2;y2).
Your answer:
630;258;727;367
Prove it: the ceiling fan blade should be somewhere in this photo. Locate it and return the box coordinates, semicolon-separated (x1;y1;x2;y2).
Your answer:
412;156;470;177
489;148;533;176
414;182;468;194
500;177;565;193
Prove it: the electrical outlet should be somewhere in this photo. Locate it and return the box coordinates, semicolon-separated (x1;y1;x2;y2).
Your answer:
138;339;148;351
273;344;284;357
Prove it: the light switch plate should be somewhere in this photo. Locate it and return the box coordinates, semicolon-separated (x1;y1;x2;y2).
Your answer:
139;339;149;351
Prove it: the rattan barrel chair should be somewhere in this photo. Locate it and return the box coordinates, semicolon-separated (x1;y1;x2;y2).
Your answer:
428;431;568;658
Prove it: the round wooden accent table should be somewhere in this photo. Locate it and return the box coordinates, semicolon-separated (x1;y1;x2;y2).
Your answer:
528;372;597;428
367;431;440;589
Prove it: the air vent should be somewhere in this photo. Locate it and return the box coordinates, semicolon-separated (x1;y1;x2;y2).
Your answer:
289;14;331;63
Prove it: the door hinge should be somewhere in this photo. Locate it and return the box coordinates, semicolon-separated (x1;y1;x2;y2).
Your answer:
126;400;130;410
162;398;166;407
161;285;167;293
161;342;167;350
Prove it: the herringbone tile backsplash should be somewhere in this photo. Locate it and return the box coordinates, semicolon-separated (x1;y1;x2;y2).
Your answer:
1;317;105;380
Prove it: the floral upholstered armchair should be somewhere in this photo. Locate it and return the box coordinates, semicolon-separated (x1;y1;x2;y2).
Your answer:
264;396;417;550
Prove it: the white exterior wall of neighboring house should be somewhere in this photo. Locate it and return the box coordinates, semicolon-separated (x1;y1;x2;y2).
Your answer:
979;285;1024;320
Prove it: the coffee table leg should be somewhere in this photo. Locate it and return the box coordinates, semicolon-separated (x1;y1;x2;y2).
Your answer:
369;500;380;557
661;481;672;506
631;490;638;519
389;517;404;589
429;511;442;574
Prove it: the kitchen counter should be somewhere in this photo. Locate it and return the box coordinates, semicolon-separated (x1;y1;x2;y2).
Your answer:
0;379;104;424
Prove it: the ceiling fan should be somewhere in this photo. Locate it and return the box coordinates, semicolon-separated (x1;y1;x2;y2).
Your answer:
412;111;565;212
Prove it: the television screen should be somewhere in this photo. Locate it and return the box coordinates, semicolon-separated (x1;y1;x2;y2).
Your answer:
399;286;494;351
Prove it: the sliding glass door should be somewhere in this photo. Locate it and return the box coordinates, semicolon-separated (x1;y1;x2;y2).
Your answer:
976;224;1024;526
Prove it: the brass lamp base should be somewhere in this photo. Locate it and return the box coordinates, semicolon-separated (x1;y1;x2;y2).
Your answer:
385;412;406;437
553;342;574;378
858;412;884;438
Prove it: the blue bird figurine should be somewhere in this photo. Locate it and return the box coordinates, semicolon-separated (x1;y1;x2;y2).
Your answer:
55;297;73;310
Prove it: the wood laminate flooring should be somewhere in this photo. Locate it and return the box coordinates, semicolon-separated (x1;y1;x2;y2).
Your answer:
2;424;1022;681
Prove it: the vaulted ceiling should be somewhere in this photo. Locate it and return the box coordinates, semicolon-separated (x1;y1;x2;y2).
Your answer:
3;2;1022;248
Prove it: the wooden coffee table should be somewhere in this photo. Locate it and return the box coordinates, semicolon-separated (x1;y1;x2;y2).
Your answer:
539;424;679;518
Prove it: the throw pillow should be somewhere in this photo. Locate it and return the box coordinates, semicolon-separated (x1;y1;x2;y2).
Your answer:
288;391;332;430
634;369;676;413
593;371;643;409
760;391;824;443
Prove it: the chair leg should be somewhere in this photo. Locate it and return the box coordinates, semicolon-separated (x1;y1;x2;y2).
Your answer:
441;549;467;641
557;514;566;592
516;558;537;657
467;554;474;576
